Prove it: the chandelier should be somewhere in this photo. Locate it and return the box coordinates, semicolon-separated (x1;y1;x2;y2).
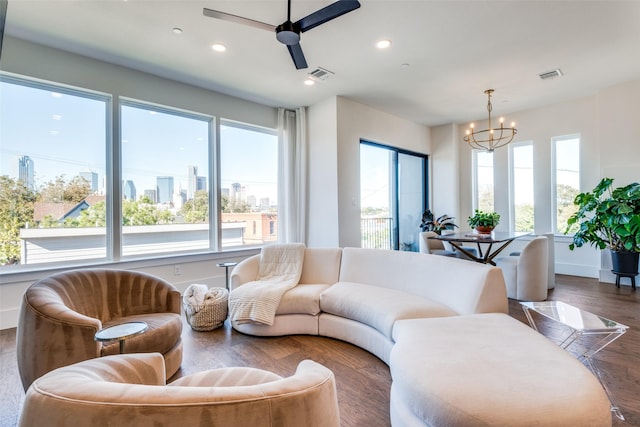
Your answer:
464;89;517;152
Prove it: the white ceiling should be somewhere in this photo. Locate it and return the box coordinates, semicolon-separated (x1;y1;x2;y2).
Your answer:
4;0;640;126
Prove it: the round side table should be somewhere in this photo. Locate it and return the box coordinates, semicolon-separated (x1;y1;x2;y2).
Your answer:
217;262;238;290
95;321;148;354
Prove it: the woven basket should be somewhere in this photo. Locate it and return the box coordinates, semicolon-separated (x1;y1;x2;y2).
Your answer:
183;288;229;331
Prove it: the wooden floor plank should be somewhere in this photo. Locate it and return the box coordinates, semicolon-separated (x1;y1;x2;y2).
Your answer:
0;274;638;426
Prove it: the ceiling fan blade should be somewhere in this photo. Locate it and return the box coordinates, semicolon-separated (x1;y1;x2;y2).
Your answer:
295;0;361;33
287;43;308;70
203;8;276;32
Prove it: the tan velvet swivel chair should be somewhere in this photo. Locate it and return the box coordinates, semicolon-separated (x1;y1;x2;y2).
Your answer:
18;353;340;427
17;269;183;391
495;236;549;301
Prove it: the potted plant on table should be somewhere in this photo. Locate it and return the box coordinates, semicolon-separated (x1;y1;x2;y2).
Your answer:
467;209;500;234
565;177;640;278
420;210;458;234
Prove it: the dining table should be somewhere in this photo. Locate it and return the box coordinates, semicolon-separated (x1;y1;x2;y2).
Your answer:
429;231;531;266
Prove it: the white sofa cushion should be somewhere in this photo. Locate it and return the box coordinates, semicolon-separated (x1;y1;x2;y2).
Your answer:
276;284;332;315
390;314;612;427
338;247;508;315
320;282;457;339
299;248;342;284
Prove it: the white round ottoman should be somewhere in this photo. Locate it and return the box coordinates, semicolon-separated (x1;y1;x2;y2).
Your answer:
390;313;612;427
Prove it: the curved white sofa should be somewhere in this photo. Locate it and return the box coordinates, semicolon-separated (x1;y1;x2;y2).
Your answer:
230;247;612;426
230;247;508;364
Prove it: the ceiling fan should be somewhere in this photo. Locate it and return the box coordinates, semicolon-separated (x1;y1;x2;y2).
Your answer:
203;0;361;70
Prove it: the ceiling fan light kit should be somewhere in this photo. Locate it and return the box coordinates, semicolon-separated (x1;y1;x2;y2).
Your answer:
203;0;361;70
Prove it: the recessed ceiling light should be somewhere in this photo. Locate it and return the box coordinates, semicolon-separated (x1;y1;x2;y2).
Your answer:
304;78;315;86
211;44;226;52
172;27;183;35
376;40;392;49
52;114;62;120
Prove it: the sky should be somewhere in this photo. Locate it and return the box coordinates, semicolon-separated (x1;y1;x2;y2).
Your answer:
0;79;278;204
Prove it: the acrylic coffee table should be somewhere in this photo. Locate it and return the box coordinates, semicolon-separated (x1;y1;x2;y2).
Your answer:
520;301;629;420
94;321;148;354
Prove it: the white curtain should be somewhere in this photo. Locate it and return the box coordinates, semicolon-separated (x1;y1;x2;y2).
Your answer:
277;107;307;243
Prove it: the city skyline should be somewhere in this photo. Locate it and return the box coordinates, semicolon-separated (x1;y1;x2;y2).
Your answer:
1;79;279;207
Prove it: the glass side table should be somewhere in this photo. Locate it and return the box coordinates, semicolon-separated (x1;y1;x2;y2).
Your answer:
520;301;629;420
95;321;148;354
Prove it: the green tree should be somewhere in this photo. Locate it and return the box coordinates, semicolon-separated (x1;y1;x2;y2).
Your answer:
0;176;36;265
556;184;579;233
39;175;90;203
221;194;251;213
77;201;106;227
122;199;173;225
515;204;534;232
181;190;209;223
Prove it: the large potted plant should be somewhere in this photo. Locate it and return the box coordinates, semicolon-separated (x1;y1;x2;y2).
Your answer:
419;210;458;235
565;177;640;278
467;209;500;234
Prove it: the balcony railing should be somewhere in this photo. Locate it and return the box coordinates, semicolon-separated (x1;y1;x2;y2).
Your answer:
360;217;393;250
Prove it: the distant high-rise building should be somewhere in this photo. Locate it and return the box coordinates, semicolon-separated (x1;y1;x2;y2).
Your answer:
80;171;99;192
18;156;34;190
196;176;207;192
174;189;187;209
231;182;241;199
157;176;174;204
144;189;157;204
230;182;246;202
187;165;197;199
260;198;270;210
123;180;136;200
247;195;257;208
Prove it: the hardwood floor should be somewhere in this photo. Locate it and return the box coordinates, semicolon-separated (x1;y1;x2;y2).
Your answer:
1;274;638;427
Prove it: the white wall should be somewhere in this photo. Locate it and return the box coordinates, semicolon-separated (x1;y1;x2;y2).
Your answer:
307;97;340;247
430;124;461;220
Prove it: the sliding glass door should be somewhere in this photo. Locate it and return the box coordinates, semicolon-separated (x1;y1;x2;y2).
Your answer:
360;141;427;251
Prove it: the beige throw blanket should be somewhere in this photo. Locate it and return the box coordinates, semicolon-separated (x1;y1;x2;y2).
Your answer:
229;243;305;325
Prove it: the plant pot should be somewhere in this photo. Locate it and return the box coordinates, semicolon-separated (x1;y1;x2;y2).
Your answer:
475;226;494;234
611;250;639;275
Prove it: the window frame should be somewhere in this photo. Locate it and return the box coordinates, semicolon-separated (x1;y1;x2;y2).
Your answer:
0;73;112;266
0;72;279;274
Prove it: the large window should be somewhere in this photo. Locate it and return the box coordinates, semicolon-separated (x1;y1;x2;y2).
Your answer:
0;74;279;271
360;141;427;251
120;102;211;257
0;75;109;266
510;142;534;232
219;120;278;248
553;135;580;234
473;150;494;212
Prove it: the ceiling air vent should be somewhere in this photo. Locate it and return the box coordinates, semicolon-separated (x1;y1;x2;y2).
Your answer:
539;69;563;80
308;67;334;82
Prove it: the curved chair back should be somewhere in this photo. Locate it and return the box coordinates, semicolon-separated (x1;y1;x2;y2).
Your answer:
418;231;456;257
19;353;340;427
496;236;548;301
